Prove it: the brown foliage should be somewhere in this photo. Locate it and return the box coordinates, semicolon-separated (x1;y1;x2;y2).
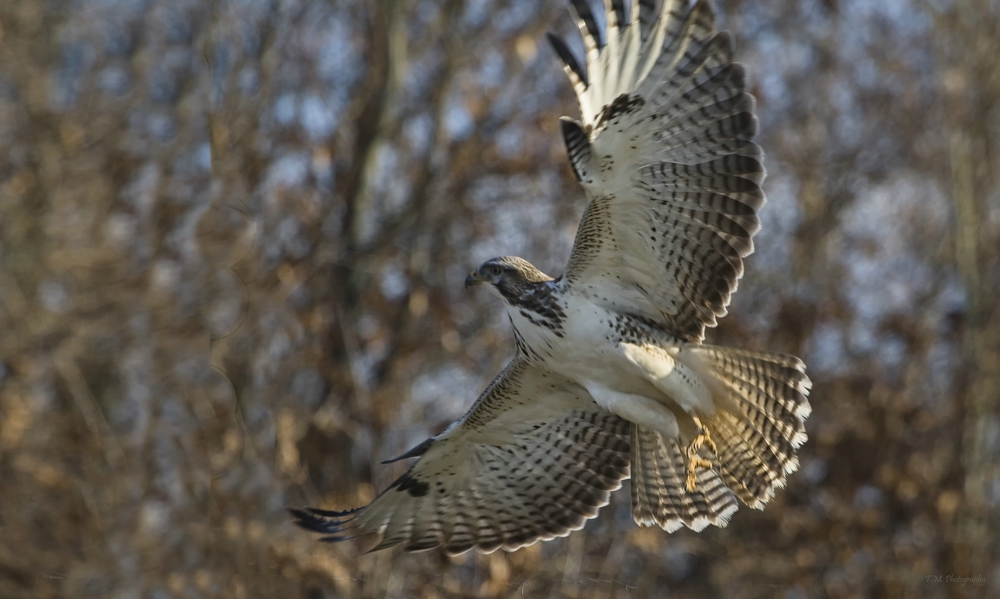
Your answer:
0;0;997;597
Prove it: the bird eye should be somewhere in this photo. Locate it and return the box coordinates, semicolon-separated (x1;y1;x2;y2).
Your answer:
488;265;503;277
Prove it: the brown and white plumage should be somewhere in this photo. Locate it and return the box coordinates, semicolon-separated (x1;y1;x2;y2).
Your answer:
291;358;631;554
293;0;811;552
557;0;764;342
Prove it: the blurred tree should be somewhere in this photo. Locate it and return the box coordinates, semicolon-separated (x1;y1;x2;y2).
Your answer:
932;0;1000;582
0;0;997;598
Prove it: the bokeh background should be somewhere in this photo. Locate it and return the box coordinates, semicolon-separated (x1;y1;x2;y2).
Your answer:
1;0;998;597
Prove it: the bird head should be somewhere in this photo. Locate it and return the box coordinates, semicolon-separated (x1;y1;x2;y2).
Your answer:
465;256;552;303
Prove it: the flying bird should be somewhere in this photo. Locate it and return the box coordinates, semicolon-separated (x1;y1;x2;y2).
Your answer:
292;0;811;554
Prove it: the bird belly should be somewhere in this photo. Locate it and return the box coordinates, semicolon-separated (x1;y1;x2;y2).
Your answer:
537;296;716;427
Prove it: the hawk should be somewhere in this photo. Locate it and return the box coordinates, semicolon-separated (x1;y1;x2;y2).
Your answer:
292;0;811;554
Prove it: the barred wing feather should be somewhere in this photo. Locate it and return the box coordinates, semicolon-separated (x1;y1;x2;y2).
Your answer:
554;0;765;342
291;358;631;554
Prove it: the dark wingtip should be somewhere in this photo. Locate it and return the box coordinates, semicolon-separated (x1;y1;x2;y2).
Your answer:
288;507;319;525
546;31;589;88
569;0;605;48
559;117;590;183
289;505;363;536
306;505;365;518
611;0;629;27
381;437;434;464
290;508;333;533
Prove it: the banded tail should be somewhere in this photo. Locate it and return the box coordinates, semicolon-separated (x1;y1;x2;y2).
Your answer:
631;345;811;531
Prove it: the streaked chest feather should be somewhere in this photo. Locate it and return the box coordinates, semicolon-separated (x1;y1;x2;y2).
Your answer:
508;288;674;366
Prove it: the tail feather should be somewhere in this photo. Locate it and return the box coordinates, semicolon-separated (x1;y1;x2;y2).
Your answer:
631;344;811;530
630;424;738;532
720;378;804;452
698;344;812;507
712;412;787;504
630;425;665;526
709;413;780;508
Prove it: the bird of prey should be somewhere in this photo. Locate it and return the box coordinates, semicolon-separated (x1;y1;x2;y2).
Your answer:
292;0;811;554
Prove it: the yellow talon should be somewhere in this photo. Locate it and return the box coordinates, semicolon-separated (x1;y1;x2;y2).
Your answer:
685;420;717;492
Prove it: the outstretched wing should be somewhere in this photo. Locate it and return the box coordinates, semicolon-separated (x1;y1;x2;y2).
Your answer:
553;0;765;342
291;357;631;554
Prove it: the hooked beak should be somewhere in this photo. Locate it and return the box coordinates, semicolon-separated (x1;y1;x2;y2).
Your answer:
465;271;480;289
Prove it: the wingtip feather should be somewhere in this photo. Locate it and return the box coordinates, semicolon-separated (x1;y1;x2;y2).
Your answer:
547;31;590;88
569;0;605;48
